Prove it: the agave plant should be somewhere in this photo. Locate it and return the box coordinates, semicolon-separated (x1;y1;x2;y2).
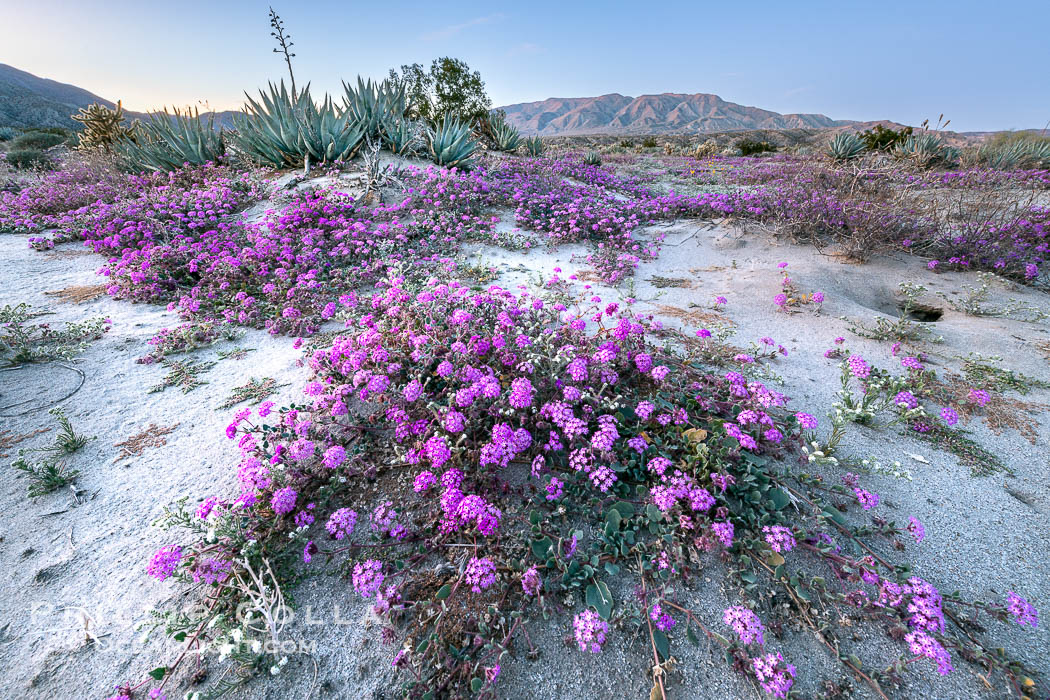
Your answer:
523;135;545;157
343;77;407;142
427;116;478;168
230;81;364;168
116;108;224;172
893;133;957;168
381;115;421;155
980;139;1050;170
583;150;602;166
491;121;522;152
827;132;866;162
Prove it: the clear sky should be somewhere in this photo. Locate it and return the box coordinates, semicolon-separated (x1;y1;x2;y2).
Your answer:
2;0;1048;132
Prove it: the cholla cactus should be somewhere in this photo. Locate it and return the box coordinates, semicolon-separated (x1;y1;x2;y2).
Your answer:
73;101;138;151
827;132;866;162
691;139;718;158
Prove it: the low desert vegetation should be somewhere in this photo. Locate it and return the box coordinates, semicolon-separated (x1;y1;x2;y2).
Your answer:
0;9;1046;700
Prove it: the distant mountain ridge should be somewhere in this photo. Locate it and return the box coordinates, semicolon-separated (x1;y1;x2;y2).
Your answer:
0;63;239;129
498;92;855;136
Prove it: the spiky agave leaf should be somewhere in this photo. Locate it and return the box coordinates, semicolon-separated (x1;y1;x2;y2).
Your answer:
894;133;957;168
583;150;602;166
827;132;866;162
343;77;407;142
427;116;478;168
380;115;421;155
116;107;224;172
523;135;545;157
491;121;521;152
230;81;362;167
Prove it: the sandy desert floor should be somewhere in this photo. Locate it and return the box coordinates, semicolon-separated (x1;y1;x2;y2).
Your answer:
1;159;1048;700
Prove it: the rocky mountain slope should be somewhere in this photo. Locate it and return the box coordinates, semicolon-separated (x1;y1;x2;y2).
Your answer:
498;92;854;135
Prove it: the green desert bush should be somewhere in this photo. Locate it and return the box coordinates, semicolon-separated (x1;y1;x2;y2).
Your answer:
11;131;65;150
390;57;491;127
583;150;602;166
737;138;777;156
859;124;913;151
117;108;225;172
4;149;52;170
426;115;478;168
487;112;522;152
0;126;18;142
641;136;658;148
827;131;866;161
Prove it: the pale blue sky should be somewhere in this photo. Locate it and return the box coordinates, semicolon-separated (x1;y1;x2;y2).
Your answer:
2;0;1048;131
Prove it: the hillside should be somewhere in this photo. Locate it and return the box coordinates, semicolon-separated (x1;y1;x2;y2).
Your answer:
498;92;855;136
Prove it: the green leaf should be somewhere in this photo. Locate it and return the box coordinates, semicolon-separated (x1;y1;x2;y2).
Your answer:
646;504;662;523
740;571;758;584
768;488;791;510
148;667;167;681
532;537;552;560
470;677;484;692
529;510;542;525
586;581;614;619
653;629;670;659
686;625;699;645
435;584;452;600
416;638;430;654
605;507;622;530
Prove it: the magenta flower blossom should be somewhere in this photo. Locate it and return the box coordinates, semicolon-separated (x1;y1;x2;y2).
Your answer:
352;559;384;597
326;508;357;539
271;487;298;515
573;609;609;653
649;603;676;631
723;605;764;645
465;556;497;593
545;476;564;500
854;488;879;510
322;445;346;469
846;355;871;379
1007;592;1039;628
762;525;796;553
907;516;925;544
795;412;818;429
940;406;958;426
968;388;990;407
147;545;183;581
752;653;796;698
522;566;542;596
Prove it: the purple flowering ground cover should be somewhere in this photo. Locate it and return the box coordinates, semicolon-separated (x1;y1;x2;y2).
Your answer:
0;149;1048;700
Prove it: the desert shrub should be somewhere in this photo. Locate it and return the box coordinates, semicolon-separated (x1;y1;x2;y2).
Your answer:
117;108;225;172
859;124;913;151
389;57;491;127
583;150;602;166
427;115;478;168
4;149;52;170
641;135;658;148
523;135;545;156
737;139;777;156
380;115;422;155
231;81;364;168
0;126;17;142
619;138;634;148
826;132;866;161
11;131;65;150
72;101;138;151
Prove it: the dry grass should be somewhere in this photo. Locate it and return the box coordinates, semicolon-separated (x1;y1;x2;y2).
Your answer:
0;427;50;458
113;423;180;463
930;375;1047;444
652;303;734;328
44;284;108;304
